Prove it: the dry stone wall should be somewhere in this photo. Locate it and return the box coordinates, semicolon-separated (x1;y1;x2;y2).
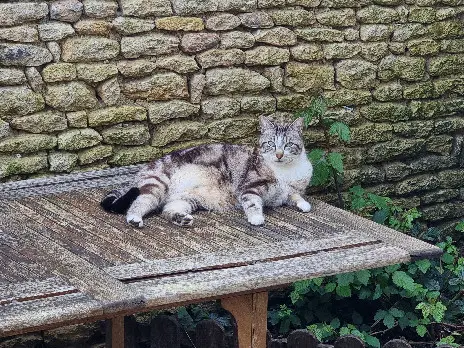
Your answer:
0;0;463;226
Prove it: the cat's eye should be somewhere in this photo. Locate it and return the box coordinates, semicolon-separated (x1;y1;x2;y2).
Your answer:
286;142;294;147
267;141;275;147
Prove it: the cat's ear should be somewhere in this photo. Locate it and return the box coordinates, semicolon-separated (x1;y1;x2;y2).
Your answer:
259;115;275;131
289;117;304;134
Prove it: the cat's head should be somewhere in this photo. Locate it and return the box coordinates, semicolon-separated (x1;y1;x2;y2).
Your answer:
259;116;305;165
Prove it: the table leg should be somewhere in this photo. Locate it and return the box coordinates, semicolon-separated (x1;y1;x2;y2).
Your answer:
222;292;268;348
106;316;125;348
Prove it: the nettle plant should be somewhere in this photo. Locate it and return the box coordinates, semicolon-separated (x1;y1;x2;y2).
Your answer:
268;98;464;348
295;96;350;208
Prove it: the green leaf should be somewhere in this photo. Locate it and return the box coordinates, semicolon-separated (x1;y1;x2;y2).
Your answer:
385;264;401;274
312;277;324;286
329;122;351;142
383;313;395;329
441;252;454;264
416;324;427;337
336;285;352;297
337;273;355;286
372;209;389;224
392;271;416;292
389;308;405;318
431;302;447;322
340;327;351;336
398;316;409;329
327;152;344;173
355;270;371;286
374;309;387;321
308;148;325;163
455;221;464;231
372;284;382;300
358;288;371;299
365;335;381;348
416;259;432;273
325;282;337;292
330;318;340;329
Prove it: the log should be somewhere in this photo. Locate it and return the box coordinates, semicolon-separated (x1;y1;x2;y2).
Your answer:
334;335;364;348
195;319;226;348
383;340;412;348
287;330;318;348
150;315;180;348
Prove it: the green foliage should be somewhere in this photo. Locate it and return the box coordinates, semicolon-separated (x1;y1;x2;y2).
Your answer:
295;96;350;193
268;191;464;348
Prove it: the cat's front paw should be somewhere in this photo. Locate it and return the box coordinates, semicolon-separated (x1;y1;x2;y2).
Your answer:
127;214;143;228
248;214;265;226
297;200;311;213
172;213;194;227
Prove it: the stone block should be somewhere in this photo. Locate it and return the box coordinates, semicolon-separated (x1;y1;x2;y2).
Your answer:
276;94;312;111
97;77;120;106
0;44;52;67
78;145;113;165
383;162;411;181
88;106;147;127
262;67;284;92
357;5;399;23
62;37;119;62
112;17;155;35
82;0;118;18
407;39;440;56
421;189;460;205
285;62;335;92
205;68;270;95
325;89;372;106
434;117;464;134
25;67;45;93
117;59;157;77
121;33;179;58
378;55;426;81
57;129;102;150
324;43;360;59
0;68;26;86
49;0;83;22
269;9;314;26
360;102;411;122
316;9;356;27
393;120;433;138
201;97;241;119
0;154;48;178
110;146;161;165
409;7;436;23
208;118;258;140
122;73;188;101
67;111;87;128
241;96;276;113
336;60;377;89
42;63;77;83
350;123;393;145
429;54;464;76
217;0;257;11
441;39;464;53
220;31;255;49
366;139;425;162
360;42;389;62
290;44;323;61
0;134;57;153
410;155;457;173
0;3;48;26
49;152;78;172
360;25;391;41
189;74;206;103
426;135;454;155
148;100;200;124
76;63;118;84
206;14;241;31
245;46;290;66
74;19;113;35
10;111;67;134
254;27;297;46
155;55;199;74
395;174;440;195
102;124;150;145
422;202;464;221
0;86;45;119
0;25;39;43
45;82;97;112
197;49;245;68
426;21;462;39
152;121;207;146
438;169;464;189
156;17;205;31
120;0;172;16
181;33;220;53
295;28;344;42
239;12;274;28
403;82;435;99
38;22;75;41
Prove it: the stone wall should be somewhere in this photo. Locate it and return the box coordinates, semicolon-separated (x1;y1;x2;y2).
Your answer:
0;0;463;226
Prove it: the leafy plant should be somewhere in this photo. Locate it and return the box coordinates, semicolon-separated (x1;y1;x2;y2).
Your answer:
267;193;464;348
296;96;351;208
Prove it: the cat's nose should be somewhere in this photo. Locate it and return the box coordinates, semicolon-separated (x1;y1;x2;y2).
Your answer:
276;150;284;159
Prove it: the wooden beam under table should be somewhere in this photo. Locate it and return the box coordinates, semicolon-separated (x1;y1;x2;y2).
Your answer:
222;292;268;348
106;317;125;348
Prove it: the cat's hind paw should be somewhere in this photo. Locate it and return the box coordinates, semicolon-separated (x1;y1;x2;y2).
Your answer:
248;214;265;226
172;213;194;227
127;214;144;228
297;200;312;213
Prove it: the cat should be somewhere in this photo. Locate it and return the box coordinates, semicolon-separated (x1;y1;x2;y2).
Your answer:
101;116;313;228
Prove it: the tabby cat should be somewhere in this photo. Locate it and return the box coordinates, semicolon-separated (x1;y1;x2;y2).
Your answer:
101;116;313;228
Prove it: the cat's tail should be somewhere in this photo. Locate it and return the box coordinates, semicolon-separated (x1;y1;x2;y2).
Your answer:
100;186;140;214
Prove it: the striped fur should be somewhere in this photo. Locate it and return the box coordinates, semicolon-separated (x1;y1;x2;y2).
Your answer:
101;116;313;228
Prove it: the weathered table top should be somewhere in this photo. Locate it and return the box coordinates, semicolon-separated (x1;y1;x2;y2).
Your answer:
0;166;442;337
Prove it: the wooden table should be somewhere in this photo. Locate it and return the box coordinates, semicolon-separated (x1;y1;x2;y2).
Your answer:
0;166;442;348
